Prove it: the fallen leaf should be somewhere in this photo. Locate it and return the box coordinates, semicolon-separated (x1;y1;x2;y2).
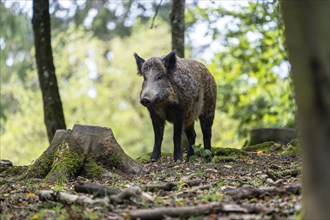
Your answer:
30;214;39;220
25;193;36;197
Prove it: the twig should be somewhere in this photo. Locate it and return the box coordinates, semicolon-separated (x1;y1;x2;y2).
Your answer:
150;0;163;29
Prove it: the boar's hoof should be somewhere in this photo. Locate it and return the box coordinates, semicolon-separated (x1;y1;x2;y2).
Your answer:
174;152;183;162
150;157;159;162
150;152;161;162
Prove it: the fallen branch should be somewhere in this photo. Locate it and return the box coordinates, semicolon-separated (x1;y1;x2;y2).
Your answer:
225;182;301;200
37;190;109;205
110;187;141;204
129;202;222;220
143;179;201;192
175;178;256;197
38;186;145;205
129;202;256;219
266;169;301;180
74;183;121;197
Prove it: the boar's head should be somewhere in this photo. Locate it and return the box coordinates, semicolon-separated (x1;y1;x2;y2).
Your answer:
134;50;177;107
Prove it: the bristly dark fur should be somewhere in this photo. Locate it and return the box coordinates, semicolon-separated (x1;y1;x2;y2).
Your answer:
134;50;217;162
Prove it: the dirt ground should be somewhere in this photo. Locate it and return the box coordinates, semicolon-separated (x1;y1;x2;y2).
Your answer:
0;143;302;219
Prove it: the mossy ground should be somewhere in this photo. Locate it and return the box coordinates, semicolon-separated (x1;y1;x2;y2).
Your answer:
242;139;301;157
0;140;302;219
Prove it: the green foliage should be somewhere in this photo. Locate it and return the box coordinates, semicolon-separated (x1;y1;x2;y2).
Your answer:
189;1;296;137
0;2;34;123
1;19;174;165
51;184;65;192
198;191;223;202
190;144;213;162
31;204;68;220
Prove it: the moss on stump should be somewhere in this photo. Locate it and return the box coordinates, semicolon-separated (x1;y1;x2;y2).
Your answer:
23;124;144;183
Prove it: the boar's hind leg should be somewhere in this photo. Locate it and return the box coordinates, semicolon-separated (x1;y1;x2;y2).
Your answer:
150;111;165;161
200;114;214;161
185;124;196;161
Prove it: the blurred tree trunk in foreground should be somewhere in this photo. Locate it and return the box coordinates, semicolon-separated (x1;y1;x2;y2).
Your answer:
32;0;66;142
170;0;185;58
282;1;329;219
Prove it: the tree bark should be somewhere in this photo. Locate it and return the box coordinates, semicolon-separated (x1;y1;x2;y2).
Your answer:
24;124;144;183
170;0;185;58
282;1;330;219
32;0;66;142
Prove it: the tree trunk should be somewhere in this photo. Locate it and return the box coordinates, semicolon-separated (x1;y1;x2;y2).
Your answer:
170;0;185;58
32;0;66;142
282;2;330;219
24;124;144;183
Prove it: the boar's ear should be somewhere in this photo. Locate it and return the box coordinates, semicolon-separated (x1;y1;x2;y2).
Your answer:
134;53;145;75
162;50;177;73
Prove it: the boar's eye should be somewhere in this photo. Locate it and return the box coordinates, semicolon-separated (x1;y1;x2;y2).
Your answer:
155;75;163;81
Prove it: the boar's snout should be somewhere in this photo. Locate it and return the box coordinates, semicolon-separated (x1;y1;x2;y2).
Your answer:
140;97;152;106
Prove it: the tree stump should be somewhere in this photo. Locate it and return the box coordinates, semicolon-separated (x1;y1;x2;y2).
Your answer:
248;128;296;145
24;124;144;182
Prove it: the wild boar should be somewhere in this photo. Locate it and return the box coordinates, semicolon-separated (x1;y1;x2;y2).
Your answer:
134;50;217;161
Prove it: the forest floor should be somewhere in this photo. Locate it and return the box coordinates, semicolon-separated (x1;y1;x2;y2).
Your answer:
0;142;302;220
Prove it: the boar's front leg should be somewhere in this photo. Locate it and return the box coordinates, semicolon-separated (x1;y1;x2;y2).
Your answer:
173;112;184;162
149;110;165;161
